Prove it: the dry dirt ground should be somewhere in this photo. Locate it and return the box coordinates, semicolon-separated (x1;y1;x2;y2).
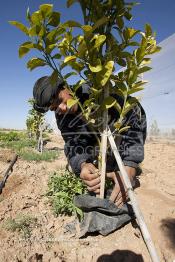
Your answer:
0;135;174;262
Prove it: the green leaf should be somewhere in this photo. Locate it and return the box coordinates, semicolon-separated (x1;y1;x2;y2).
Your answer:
145;23;152;37
64;56;76;63
31;11;42;25
75;206;84;220
67;0;79;8
74;79;85;91
67;98;78;109
140;58;151;66
148;46;161;55
114;89;125;98
52;53;62;59
77;40;86;58
128;68;138;85
63;20;81;28
141;35;147;48
92;17;109;32
120;52;131;58
124;11;133;20
18;41;34;58
20;41;34;49
48;12;60;27
94;35;106;49
39;4;53;18
117;58;126;67
9;21;28;35
46;29;58;42
81;25;92;32
89;59;102;73
19;47;30;58
136;47;145;64
28;25;41;36
126;2;140;8
123;29;129;42
114;102;122;114
116;17;124;29
18;42;36;58
100;61;114;86
91;87;102;95
113;82;127;97
38;26;46;37
127;28;140;38
45;44;57;54
118;126;131;134
114;120;122;130
64;61;84;72
102;96;116;109
123;97;138;116
128;87;144;95
26;7;31;21
64;72;77;79
46;27;65;42
129;41;140;46
27;58;46;71
132;81;148;88
118;71;124;79
138;66;152;74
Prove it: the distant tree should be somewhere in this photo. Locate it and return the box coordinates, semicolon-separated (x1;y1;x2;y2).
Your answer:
150;120;160;137
26;99;45;152
26;117;34;138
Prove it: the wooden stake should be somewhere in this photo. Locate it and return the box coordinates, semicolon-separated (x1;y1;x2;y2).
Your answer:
99;87;109;199
107;127;160;262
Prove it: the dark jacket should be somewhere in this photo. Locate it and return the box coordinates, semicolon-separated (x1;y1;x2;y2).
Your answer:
55;86;147;175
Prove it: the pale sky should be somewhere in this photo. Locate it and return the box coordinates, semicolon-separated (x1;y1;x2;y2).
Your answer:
140;33;175;130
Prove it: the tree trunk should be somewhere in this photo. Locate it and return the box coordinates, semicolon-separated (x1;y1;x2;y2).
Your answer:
37;126;43;153
98;86;109;199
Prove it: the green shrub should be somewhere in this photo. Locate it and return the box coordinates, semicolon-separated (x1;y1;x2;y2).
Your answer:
0;131;21;142
20;149;59;162
0;130;37;151
0;130;58;162
3;214;37;239
46;169;87;219
0;139;37;151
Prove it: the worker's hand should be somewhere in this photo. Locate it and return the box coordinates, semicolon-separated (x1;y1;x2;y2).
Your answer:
80;162;100;194
107;166;136;208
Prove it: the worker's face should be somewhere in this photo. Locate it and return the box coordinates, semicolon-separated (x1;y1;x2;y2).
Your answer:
49;88;78;115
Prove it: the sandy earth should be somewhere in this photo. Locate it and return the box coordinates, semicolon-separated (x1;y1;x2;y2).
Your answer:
0;135;174;262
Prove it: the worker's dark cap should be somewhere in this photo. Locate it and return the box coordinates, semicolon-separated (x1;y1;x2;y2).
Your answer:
33;76;65;113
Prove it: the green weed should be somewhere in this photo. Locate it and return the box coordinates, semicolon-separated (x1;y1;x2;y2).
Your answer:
0;131;21;142
20;149;59;162
3;214;37;239
46;169;87;220
0;196;4;202
0;130;37;152
0;139;37;151
0;131;57;162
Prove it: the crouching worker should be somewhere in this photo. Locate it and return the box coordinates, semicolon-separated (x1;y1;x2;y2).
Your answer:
33;76;147;208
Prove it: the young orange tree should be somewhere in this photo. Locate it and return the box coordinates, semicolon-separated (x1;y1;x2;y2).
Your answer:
10;2;161;260
10;0;160;195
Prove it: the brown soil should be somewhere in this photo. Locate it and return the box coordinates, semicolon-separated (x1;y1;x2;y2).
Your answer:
0;136;174;262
